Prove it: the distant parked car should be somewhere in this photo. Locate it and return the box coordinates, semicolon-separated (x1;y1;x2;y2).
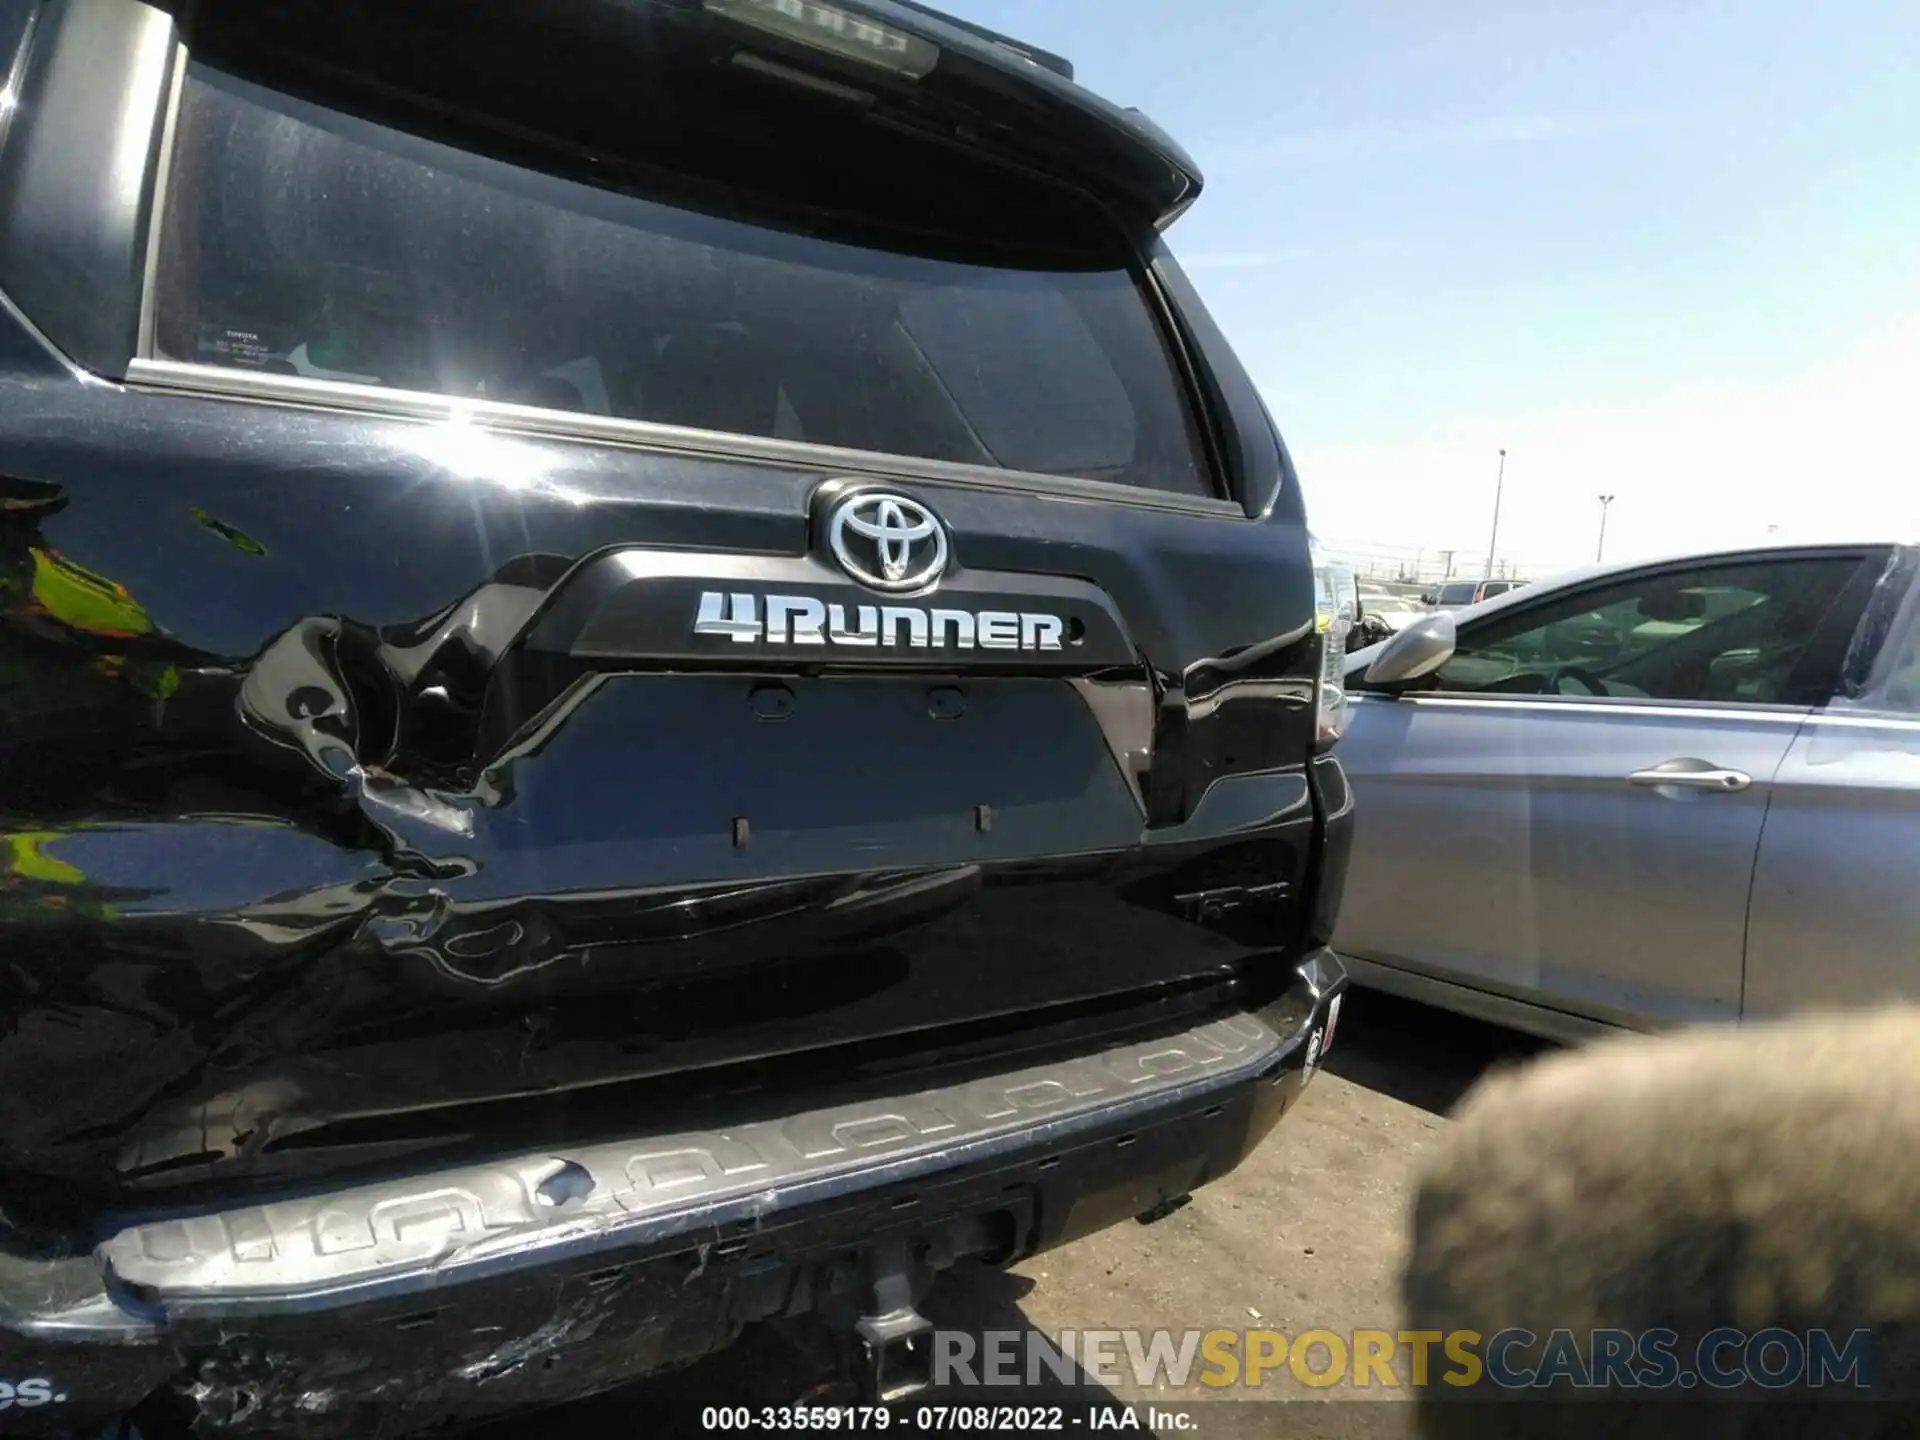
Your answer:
1424;578;1517;612
1335;540;1920;1041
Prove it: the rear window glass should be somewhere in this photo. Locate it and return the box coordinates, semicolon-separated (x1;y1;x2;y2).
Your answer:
151;67;1212;496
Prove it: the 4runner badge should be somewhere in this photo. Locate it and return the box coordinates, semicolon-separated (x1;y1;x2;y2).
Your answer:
694;592;1066;652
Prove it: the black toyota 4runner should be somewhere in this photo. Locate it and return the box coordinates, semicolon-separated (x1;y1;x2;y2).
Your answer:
0;0;1352;1431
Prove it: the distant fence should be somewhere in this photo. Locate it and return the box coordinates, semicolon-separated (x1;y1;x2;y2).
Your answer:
1316;537;1563;588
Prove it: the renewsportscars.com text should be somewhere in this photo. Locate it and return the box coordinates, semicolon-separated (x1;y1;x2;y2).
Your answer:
932;1327;1874;1391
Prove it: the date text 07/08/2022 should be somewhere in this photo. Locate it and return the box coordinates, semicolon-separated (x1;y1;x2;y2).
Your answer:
699;1405;1194;1432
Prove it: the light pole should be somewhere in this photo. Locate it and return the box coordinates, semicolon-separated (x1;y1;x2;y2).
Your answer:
1484;448;1506;582
1596;494;1615;563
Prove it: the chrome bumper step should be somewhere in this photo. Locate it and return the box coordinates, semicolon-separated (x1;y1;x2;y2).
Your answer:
0;954;1344;1341
89;1003;1311;1321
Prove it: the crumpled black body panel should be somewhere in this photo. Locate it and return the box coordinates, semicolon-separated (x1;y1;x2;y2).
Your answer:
0;276;1337;1213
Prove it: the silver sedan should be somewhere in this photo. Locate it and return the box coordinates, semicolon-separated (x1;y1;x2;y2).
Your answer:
1332;540;1920;1041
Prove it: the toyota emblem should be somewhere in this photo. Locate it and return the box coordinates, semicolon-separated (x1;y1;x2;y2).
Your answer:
827;492;950;593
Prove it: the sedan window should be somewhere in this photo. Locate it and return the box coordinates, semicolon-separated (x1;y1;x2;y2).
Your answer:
1880;647;1920;712
1851;567;1920;714
1425;557;1865;704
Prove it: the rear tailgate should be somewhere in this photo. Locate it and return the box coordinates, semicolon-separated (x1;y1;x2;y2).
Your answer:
0;0;1327;1206
7;441;1326;1197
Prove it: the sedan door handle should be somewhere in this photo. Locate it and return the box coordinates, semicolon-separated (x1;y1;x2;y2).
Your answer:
1627;758;1752;792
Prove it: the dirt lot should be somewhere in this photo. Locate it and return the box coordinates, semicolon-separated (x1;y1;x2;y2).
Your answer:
472;992;1549;1439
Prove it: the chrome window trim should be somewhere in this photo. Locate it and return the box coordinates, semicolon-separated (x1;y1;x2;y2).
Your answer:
132;35;186;365
124;357;1248;518
1353;692;1813;727
1805;710;1920;733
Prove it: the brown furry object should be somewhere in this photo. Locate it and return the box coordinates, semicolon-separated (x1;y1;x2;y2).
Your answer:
1402;1008;1920;1438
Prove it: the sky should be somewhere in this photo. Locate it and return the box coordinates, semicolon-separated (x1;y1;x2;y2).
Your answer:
943;0;1920;581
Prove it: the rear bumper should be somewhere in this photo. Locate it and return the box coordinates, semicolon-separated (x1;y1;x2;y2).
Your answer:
0;950;1344;1431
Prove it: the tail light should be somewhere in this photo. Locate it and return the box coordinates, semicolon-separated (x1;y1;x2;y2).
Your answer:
1312;545;1357;748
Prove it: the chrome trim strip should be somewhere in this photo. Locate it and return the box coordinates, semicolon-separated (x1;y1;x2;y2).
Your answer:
1804;711;1920;733
133;39;187;365
94;1006;1300;1317
1377;694;1812;726
123;359;1246;519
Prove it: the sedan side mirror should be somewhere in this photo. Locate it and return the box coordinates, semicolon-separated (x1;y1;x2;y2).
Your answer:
1363;612;1457;688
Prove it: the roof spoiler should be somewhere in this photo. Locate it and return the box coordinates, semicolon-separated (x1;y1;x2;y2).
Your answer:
883;0;1073;79
183;0;1199;227
836;0;1201;225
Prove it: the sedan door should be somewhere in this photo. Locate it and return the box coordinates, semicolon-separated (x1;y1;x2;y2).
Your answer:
1746;547;1920;1016
1335;548;1884;1029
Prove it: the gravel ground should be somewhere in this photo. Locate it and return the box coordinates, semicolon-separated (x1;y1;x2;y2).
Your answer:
465;992;1550;1440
